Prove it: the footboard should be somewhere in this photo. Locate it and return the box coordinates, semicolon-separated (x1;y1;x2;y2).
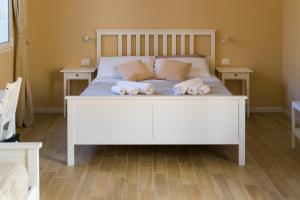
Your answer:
67;96;246;166
0;142;42;200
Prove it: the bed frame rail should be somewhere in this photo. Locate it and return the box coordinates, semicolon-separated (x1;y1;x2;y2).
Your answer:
67;96;246;166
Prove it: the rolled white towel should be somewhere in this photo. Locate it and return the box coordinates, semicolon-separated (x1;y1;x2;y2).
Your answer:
187;82;204;95
117;81;155;95
113;81;140;95
125;86;139;95
111;85;126;95
197;84;210;95
173;78;204;95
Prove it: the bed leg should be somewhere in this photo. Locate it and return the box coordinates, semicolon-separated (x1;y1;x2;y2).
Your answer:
67;100;75;166
67;144;74;166
239;142;245;166
67;128;74;166
239;99;246;166
28;148;40;200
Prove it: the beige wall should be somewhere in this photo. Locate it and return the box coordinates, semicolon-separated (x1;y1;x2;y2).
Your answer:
27;0;283;108
0;50;14;88
283;0;300;111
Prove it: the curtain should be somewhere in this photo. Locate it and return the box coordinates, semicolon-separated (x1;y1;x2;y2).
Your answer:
12;0;34;127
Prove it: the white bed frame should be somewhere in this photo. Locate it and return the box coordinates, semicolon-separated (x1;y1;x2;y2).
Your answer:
67;29;246;166
0;142;42;200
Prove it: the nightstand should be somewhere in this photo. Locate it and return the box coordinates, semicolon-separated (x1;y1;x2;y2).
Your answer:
60;66;97;117
216;67;253;118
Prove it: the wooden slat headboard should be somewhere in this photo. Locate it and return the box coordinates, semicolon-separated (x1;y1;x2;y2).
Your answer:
96;29;216;74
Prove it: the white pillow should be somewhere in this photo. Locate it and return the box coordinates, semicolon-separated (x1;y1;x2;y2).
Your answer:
155;57;211;78
97;56;155;79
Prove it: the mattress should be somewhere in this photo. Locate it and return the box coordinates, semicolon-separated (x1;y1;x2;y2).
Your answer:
0;162;29;200
81;76;231;96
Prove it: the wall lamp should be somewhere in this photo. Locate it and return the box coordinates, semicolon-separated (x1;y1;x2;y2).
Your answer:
221;36;231;43
82;36;92;43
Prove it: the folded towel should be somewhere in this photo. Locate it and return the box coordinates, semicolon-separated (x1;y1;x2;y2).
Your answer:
187;82;204;95
117;81;155;95
197;84;210;95
111;86;126;95
173;78;204;95
113;81;140;95
125;86;139;95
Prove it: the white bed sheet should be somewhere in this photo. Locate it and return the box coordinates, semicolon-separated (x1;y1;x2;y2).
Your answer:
92;75;221;84
0;90;4;101
0;90;4;112
0;162;29;200
81;76;231;96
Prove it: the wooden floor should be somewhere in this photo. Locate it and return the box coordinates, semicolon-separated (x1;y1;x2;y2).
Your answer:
19;113;300;200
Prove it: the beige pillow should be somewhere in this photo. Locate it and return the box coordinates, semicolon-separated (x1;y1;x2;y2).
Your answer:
116;60;153;81
155;59;192;81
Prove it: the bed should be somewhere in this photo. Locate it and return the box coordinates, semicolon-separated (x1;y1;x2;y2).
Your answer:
0;90;4;100
67;29;246;166
0;143;42;200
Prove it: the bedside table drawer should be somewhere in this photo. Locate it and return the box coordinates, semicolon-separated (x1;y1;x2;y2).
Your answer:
222;72;249;79
65;72;90;80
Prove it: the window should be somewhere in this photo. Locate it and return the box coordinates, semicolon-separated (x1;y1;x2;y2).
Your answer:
0;0;12;52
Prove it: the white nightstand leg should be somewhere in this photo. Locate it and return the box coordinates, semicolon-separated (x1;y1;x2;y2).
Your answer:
67;80;71;95
292;107;296;149
66;80;71;118
221;75;225;85
246;77;250;118
63;75;67;118
88;74;92;85
242;80;246;95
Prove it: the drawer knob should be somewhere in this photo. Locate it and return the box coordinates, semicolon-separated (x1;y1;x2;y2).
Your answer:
234;74;238;77
76;74;79;77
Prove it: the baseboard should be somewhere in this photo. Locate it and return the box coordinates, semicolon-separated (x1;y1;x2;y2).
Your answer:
250;107;300;125
34;107;63;114
250;106;284;113
283;108;290;117
33;105;300;131
283;108;300;126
